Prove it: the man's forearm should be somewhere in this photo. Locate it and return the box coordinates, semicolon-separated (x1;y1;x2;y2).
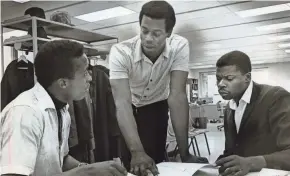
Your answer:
168;93;190;159
247;156;266;172
62;155;80;172
263;149;290;170
115;100;144;153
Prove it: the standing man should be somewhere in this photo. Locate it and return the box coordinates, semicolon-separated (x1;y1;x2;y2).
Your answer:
215;51;290;176
0;40;127;176
109;1;208;176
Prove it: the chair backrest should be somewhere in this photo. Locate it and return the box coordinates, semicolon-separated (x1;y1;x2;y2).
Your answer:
167;105;199;138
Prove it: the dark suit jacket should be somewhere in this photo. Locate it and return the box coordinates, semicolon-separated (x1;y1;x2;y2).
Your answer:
220;82;290;170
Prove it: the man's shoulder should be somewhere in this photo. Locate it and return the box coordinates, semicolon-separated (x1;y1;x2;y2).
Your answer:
2;89;40;115
167;34;189;46
112;35;139;53
257;83;290;101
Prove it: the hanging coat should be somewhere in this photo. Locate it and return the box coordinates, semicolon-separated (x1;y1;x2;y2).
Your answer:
90;65;121;162
1;60;34;111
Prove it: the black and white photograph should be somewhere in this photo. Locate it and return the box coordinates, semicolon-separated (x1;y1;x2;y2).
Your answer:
1;0;290;176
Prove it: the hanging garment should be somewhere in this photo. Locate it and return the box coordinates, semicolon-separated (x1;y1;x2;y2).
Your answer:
1;60;34;111
90;65;121;162
68;93;95;163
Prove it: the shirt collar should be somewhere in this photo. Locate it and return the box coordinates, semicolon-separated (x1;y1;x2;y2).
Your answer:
33;82;69;111
229;80;253;110
134;37;171;63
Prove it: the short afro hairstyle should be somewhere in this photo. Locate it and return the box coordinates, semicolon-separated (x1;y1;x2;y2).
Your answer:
139;0;176;33
34;40;84;88
216;50;252;74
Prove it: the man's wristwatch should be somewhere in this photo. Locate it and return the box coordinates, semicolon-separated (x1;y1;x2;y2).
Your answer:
78;162;88;167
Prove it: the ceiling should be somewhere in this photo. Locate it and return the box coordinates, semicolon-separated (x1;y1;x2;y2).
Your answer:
1;0;290;68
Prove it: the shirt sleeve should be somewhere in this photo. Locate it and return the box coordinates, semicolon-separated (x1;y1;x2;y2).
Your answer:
170;39;189;72
0;106;43;175
109;45;130;79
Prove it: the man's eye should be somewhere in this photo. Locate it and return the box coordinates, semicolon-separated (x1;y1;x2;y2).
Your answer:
153;32;161;37
84;70;89;76
142;29;149;34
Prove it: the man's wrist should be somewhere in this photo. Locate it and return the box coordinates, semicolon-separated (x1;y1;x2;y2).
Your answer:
130;149;145;156
247;156;266;172
180;151;191;161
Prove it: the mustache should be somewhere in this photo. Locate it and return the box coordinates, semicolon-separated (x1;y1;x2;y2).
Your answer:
218;89;228;92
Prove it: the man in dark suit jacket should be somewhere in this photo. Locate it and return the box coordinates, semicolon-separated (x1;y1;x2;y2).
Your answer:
215;50;290;176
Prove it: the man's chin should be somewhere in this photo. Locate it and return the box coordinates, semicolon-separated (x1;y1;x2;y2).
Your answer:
74;94;86;101
220;94;232;100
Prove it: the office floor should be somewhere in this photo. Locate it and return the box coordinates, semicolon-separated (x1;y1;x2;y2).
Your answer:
166;123;225;164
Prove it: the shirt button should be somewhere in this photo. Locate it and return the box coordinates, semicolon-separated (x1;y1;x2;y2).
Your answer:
144;96;147;98
146;88;149;90
150;79;153;82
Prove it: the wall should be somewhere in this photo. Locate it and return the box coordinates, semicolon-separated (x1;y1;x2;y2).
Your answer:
189;62;290;102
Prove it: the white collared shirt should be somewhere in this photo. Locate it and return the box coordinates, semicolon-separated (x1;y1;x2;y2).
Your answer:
229;81;253;132
0;83;71;176
109;34;189;107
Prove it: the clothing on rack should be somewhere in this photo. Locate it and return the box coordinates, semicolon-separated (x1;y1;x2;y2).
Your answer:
68;93;95;163
90;65;121;162
68;64;121;163
1;59;34;111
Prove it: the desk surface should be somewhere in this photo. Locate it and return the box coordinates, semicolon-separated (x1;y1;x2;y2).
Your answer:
128;163;288;176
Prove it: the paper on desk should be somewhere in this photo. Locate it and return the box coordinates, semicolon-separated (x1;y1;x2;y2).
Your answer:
157;162;210;174
127;162;218;176
258;168;290;176
127;166;193;176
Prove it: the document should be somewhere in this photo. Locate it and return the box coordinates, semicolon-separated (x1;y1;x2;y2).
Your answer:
127;162;219;176
258;168;290;176
127;163;290;176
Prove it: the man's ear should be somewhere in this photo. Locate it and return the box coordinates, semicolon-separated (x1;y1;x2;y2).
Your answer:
167;29;173;37
245;72;251;83
57;78;69;89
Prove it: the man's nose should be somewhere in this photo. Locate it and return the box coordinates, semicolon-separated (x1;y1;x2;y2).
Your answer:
145;33;153;42
87;73;92;82
217;79;226;88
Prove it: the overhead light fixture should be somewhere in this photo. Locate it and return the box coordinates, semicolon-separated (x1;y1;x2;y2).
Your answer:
193;63;203;65
13;0;30;3
268;34;290;41
236;3;290;18
252;61;266;64
256;22;290;31
75;6;136;22
190;64;215;69
285;50;290;53
278;43;290;48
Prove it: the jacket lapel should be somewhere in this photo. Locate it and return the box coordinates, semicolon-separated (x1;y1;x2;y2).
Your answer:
238;82;260;134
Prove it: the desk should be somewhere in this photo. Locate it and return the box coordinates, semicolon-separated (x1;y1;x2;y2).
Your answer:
127;163;288;176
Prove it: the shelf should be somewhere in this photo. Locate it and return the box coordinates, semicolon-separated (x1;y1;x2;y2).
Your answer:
2;16;117;43
4;37;108;56
4;37;50;47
